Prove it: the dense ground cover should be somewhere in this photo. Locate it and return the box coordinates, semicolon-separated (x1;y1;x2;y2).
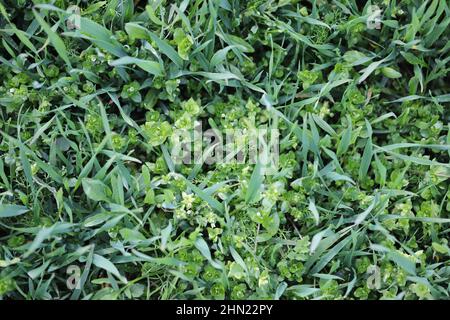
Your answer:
0;0;449;300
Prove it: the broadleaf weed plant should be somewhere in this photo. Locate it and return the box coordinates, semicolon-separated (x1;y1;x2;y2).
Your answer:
0;0;449;300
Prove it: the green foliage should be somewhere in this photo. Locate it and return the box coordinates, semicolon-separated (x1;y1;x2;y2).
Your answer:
0;0;449;300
